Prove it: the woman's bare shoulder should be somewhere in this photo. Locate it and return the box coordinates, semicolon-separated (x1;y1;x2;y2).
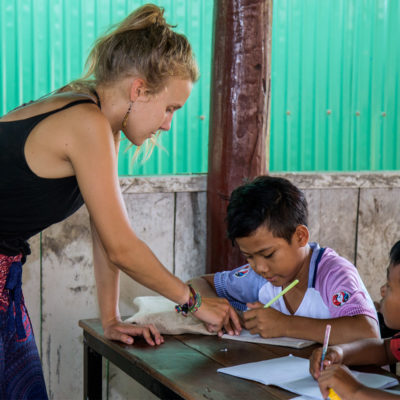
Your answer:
64;102;112;147
0;91;100;122
19;92;112;179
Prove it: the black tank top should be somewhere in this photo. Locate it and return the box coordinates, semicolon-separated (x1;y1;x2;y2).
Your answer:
0;98;99;256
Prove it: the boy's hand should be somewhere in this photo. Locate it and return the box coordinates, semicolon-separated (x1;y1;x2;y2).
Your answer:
194;297;242;336
309;345;344;379
243;303;290;337
318;365;363;400
103;318;164;346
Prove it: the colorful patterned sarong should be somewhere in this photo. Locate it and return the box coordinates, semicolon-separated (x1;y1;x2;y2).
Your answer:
0;253;48;399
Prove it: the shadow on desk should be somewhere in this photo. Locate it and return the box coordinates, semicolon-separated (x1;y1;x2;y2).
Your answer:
79;318;400;400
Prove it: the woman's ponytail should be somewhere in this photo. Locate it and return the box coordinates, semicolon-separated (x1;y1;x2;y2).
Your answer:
80;3;198;93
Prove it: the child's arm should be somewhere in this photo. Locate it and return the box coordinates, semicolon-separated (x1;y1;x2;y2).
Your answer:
187;274;218;297
337;337;395;365
318;364;400;400
243;307;380;344
310;338;395;379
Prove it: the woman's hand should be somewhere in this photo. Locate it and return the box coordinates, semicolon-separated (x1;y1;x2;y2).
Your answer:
194;297;242;336
309;345;344;379
243;302;290;337
318;365;364;400
103;318;164;346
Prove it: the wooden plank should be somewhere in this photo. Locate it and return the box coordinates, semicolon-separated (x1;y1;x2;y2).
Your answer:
83;329;186;400
176;334;319;400
81;319;400;400
119;175;206;194
304;189;321;245
38;192;175;399
80;320;287;400
273;172;400;189
118;193;174;313
41;206;97;399
304;188;358;264
357;187;400;301
176;334;318;366
174;192;207;281
111;192;175;400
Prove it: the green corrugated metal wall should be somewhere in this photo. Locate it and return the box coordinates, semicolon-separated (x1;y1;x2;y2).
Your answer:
1;0;399;174
270;0;400;171
0;0;213;175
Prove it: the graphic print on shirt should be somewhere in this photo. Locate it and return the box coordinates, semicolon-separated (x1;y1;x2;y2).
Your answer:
332;290;350;307
234;265;250;278
390;333;400;361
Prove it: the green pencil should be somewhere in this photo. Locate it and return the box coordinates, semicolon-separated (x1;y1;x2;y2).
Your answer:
263;279;299;308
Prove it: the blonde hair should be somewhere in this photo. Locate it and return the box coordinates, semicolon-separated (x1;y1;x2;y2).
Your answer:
66;4;198;162
76;3;198;93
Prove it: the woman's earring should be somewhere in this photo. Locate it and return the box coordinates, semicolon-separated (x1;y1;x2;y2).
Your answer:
122;101;133;130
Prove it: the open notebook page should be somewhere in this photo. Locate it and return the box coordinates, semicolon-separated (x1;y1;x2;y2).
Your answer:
221;329;316;349
218;355;398;400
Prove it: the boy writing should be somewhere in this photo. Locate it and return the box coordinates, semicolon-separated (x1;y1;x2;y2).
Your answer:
190;176;380;343
310;241;400;399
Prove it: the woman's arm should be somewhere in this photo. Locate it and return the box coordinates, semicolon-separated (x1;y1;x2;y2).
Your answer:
91;219;163;345
64;107;240;331
66;108;189;303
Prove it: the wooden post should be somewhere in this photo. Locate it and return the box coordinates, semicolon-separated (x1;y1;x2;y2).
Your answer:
207;0;273;273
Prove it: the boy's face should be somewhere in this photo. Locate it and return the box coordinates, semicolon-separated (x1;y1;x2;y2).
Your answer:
235;224;309;287
380;263;400;330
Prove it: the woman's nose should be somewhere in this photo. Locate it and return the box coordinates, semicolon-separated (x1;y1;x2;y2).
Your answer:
160;113;173;131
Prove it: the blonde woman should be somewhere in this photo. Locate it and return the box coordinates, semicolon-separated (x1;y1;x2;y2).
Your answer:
0;4;240;398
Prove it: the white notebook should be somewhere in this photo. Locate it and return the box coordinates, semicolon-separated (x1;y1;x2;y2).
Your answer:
218;355;398;400
221;329;316;349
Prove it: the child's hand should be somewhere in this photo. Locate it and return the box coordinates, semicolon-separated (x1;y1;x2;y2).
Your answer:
246;301;264;309
309;345;343;379
103;318;164;346
318;364;364;400
243;304;289;337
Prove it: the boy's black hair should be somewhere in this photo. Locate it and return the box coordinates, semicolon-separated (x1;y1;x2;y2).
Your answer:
389;240;400;266
226;176;308;244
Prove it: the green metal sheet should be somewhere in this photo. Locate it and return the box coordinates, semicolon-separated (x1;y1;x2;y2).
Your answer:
270;0;400;172
0;0;213;176
1;0;399;174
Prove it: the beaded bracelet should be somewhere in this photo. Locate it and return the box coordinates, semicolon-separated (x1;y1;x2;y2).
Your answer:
175;284;202;317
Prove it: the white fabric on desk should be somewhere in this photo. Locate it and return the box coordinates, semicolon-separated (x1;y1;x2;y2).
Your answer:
124;296;215;335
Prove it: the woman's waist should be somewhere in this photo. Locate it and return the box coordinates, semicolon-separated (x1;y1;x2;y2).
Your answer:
0;236;31;257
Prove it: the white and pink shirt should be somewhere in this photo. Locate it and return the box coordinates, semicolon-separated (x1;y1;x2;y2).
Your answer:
214;242;378;323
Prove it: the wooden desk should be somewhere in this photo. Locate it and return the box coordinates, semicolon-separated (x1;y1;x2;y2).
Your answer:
79;319;399;400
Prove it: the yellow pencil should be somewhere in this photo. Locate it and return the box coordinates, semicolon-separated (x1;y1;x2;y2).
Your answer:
328;388;341;400
263;279;299;308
